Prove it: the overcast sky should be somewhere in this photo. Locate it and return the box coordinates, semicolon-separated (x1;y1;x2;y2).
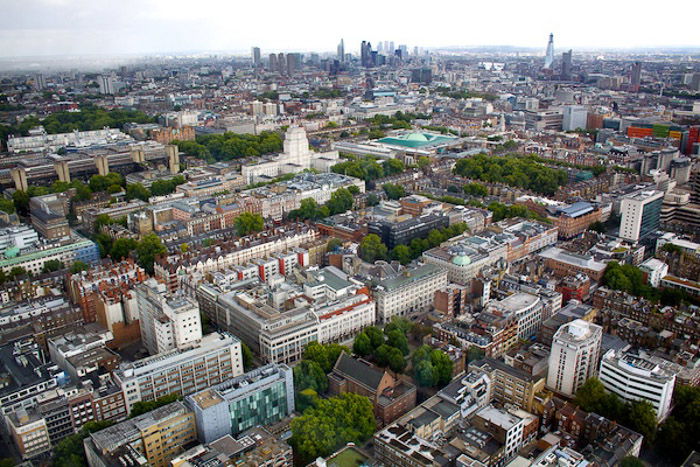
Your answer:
1;0;699;58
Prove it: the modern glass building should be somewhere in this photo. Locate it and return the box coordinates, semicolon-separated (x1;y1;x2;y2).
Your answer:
185;364;294;443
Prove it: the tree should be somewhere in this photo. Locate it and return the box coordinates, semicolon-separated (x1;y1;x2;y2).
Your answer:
326;188;354;215
414;360;435;387
366;193;380;206
327;238;343;252
382;183;405;200
41;259;64;273
626;400;657;444
0;197;16;214
417;156;431;169
136;234;167;275
53;420;115;467
130;393;180;418
574;378;608;413
386;329;409;356
126;183;150;201
12;190;29;216
347;185;360;195
303;342;348;373
412;345;453;387
391;244;412;265
363;326;385;351
588;221;606;233
234;212;264;236
293;360;329;394
110;238;138;261
9;266;27;278
296;388;320;413
290;393;376;465
353;332;372;357
241;342;254;371
463;182;488;197
359;234;388;263
430;349;454;386
382;159;405;176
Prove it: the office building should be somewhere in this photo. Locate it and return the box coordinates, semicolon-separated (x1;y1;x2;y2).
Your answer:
337;38;345;62
268;53;278;72
136;278;202;355
84;401;196;467
619;189;664;242
423;234;509;284
630;62;642;92
562;105;588;131
186;364;294;442
6;409;52;460
547;320;602;397
599;349;677;421
114;333;243;413
371;263;448;323
561;49;572;80
198;266;374;364
368;213;449;249
544;33;555;69
251;47;261;67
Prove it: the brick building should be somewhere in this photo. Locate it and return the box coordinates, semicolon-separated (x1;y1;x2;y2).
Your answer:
328;353;416;426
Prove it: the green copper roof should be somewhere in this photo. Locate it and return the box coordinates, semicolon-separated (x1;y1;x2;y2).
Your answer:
377;132;457;148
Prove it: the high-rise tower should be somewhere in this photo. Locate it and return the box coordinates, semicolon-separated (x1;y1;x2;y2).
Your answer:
337;38;345;62
544;33;555;69
251;47;261;68
630;61;642;92
561;49;572;80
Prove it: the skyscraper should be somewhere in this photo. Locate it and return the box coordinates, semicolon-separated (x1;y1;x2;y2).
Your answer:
561;49;572;80
268;53;278;72
630;61;642;92
277;53;286;75
361;41;373;67
546;319;602;397
98;75;114;95
251;47;261;67
337;38;345;62
286;53;299;76
544;33;555;69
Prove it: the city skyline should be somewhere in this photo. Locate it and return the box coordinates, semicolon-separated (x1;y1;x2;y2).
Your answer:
1;0;699;59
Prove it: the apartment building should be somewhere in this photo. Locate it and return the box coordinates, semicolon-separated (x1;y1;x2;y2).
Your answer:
469;357;546;413
84;401;196;467
547;320;603;397
136;279;202;355
154;225;319;292
113;333;243;413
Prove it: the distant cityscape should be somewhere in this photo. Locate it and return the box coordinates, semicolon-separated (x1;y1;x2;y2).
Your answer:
0;27;698;467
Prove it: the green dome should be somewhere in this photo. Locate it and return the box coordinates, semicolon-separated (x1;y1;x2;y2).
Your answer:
452;255;471;266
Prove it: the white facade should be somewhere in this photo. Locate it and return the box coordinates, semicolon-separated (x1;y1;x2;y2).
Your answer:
619;190;664;242
547;319;602;398
115;332;242;413
487;293;543;340
639;258;669;287
373;264;448;323
599;349;676;421
562;105;588;131
136;279;202;355
241;126;340;184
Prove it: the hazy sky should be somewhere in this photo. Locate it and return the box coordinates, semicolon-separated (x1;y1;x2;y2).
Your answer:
1;0;699;58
